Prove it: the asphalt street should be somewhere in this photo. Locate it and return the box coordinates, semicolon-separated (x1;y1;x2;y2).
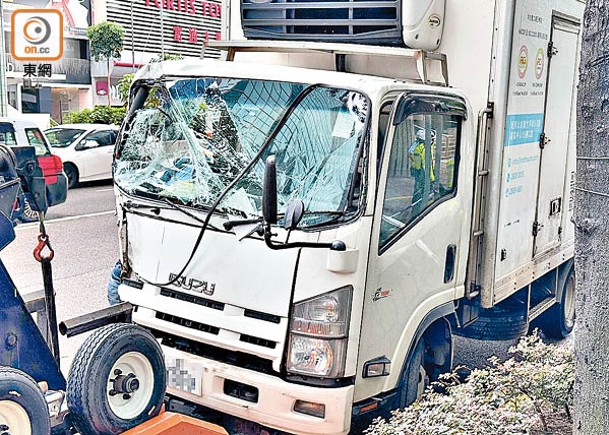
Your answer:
2;180;119;374
1;180;533;376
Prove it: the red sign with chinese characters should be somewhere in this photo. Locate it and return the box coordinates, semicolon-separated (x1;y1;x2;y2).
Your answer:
173;26;221;43
145;0;221;17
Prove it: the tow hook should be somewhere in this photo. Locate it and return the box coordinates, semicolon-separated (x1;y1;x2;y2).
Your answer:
109;369;140;400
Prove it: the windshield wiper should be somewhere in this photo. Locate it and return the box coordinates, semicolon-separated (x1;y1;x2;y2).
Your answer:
161;198;223;231
122;199;222;231
223;217;262;231
224;210;347;232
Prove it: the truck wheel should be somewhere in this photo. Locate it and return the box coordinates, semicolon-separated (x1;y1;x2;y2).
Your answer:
0;366;51;435
454;305;528;341
397;339;429;408
67;323;166;435
538;271;576;339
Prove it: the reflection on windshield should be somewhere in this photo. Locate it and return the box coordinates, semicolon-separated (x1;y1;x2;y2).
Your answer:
46;128;86;147
115;78;368;227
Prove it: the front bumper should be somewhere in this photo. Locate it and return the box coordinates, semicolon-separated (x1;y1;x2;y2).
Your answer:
162;345;353;435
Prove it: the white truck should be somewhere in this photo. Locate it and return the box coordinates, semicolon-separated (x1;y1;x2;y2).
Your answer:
110;0;583;433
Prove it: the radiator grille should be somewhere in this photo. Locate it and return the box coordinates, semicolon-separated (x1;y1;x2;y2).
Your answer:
240;334;277;349
161;288;225;311
156;312;220;335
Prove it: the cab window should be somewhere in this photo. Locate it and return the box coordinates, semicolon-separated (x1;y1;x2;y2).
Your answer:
25;128;50;156
380;99;463;249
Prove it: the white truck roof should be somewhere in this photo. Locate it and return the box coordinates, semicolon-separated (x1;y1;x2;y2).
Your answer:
135;57;459;105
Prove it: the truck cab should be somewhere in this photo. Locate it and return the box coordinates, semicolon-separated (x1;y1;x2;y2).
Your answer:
114;54;469;433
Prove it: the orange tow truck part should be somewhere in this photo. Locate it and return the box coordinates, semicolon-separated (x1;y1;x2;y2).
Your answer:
122;412;229;435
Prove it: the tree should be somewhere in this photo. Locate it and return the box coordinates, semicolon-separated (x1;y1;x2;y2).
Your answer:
575;2;609;434
87;22;125;106
117;73;134;106
116;53;183;105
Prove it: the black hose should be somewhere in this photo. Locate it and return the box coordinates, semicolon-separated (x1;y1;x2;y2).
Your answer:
141;84;320;288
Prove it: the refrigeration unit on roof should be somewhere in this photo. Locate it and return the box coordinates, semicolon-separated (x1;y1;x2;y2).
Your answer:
240;0;446;51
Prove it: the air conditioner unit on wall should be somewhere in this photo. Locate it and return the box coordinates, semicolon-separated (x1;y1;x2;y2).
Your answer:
240;0;445;51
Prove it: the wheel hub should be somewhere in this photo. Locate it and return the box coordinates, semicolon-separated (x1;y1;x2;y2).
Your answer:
109;369;141;399
106;351;155;420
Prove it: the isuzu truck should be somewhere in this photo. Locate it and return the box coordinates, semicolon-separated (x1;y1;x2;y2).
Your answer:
102;0;583;433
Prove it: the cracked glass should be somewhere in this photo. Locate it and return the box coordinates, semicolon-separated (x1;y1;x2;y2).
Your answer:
115;78;369;227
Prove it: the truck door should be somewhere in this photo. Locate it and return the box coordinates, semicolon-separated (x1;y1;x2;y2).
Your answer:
356;93;472;399
533;17;580;256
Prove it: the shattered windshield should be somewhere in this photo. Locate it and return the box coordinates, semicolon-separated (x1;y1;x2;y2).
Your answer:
115;78;369;227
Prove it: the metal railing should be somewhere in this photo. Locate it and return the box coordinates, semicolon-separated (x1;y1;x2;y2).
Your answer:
6;55;91;84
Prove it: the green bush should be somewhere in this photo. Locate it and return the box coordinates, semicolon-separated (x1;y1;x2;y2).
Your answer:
64;108;92;124
111;107;126;125
365;332;573;435
63;106;126;126
90;105;114;124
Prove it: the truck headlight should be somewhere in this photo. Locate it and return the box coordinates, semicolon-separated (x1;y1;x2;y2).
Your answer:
287;286;352;378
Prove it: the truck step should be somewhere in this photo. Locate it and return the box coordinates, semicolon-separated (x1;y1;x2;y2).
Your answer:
529;297;557;322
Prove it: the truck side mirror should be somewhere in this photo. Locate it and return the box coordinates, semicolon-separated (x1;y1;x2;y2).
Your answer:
262;155;278;224
10;146;48;214
284;199;304;230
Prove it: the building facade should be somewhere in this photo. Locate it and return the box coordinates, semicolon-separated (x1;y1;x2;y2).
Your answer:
91;0;223;106
2;0;93;122
1;0;223;120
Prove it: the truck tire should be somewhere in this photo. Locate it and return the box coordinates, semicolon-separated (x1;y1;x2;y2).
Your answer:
0;366;51;435
537;270;575;339
397;339;429;408
454;305;528;341
67;323;166;435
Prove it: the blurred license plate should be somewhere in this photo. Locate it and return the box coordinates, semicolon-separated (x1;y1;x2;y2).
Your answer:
165;353;203;396
227;418;277;435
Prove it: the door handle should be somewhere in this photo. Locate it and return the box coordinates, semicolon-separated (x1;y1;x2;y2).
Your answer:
444;244;457;283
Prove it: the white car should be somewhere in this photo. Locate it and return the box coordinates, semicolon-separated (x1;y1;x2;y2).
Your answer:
45;124;119;188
